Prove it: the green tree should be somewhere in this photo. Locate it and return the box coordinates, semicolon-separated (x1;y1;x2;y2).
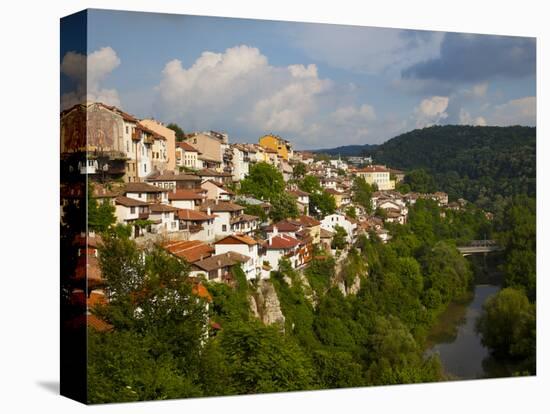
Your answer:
495;195;536;300
345;205;357;219
298;175;322;194
404;169;437;193
352;177;374;213
364;316;442;385
214;320;317;393
240;162;285;201
269;192;299;222
166;123;185;142
331;225;348;250
310;191;337;217
88;330;201;403
241;203;268;222
292;162;307;179
87;183;116;233
476;288;536;372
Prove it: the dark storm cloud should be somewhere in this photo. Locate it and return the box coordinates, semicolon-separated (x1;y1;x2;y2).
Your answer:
401;33;536;82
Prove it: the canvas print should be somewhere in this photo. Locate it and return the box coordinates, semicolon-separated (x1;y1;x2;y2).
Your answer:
60;9;536;404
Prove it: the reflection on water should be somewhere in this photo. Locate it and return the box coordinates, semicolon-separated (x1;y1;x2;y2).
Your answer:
426;285;503;379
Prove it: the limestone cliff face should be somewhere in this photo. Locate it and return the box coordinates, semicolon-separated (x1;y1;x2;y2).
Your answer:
249;280;285;328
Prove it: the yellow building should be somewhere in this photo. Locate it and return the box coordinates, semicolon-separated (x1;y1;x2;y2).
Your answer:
355;165;396;190
259;134;293;161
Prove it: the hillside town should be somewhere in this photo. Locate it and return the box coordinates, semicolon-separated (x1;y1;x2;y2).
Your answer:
61;102;463;330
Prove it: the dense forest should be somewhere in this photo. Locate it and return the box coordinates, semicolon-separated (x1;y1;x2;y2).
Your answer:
314;143;378;156
83;125;536;402
365;125;536;208
86;193;536;403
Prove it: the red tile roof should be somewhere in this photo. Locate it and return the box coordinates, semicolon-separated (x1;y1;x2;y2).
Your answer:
265;220;301;233
200;201;245;213
168;189;207;201
192;252;250;272
356;165;390;173
115;195;150;207
163;240;214;263
125;182;165;193
264;234;301;250
177;208;215;221
146;171;201;182
215;234;258;246
149;203;178;213
177;141;200;152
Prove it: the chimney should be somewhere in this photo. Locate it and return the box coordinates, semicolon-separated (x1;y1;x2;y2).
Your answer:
217;259;222;266
207;207;211;216
272;225;278;236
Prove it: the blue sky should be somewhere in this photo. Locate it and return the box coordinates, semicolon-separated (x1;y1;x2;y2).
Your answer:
60;9;536;149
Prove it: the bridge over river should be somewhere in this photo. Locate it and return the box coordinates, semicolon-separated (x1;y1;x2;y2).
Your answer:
457;240;503;256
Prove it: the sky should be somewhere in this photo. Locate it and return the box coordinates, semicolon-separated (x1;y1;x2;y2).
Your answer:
60;9;536;149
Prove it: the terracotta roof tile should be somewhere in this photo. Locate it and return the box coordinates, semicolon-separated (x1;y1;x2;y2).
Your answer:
215;234;258;246
163;240;214;263
124;182;165;193
264;234;301;250
177;208;215;221
192;252;250;272
168;189;207;201
115;195;150;207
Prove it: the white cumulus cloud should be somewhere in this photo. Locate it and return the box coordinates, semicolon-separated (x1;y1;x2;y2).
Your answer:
459;108;487;126
488;96;536;126
61;46;121;109
155;45;332;136
414;96;449;127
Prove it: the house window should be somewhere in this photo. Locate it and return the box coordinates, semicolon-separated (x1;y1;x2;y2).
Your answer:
126;126;129;134
130;207;135;214
144;164;147;173
126;141;129;153
222;224;227;232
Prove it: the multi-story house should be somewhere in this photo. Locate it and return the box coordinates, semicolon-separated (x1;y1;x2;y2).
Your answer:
288;189;310;215
199;201;246;239
145;170;202;190
196;169;233;185
140;119;176;171
230;213;259;235
325;189;351;208
355;165;396;190
124;182;169;204
175;141;201;170
61;102;130;182
114;196;151;238
168;189;207;210
190;252;250;283
214;234;261;280
262;230;302;271
148;204;179;234
201;180;234;201
185;131;227;171
176;208;216;242
320;213;358;244
230;144;250;182
259;134;293;161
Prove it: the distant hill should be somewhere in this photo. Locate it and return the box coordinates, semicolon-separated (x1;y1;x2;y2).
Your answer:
313;143;378;156
367;125;536;205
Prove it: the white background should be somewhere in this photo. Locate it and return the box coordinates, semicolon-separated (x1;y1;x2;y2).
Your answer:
0;0;547;412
